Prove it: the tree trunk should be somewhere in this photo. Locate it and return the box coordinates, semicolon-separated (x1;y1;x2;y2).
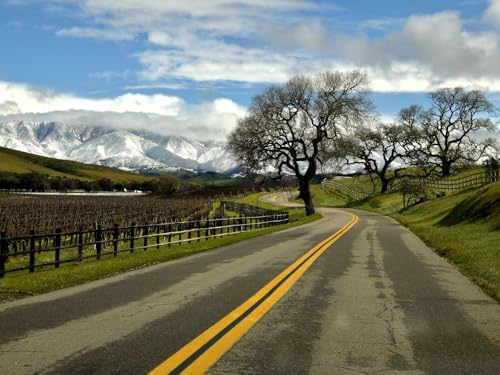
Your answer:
298;178;315;215
380;176;389;193
441;160;452;177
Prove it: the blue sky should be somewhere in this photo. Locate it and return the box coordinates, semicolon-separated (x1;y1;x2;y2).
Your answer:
1;0;499;140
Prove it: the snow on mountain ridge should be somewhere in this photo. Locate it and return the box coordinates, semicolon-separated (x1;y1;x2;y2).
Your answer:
0;121;236;173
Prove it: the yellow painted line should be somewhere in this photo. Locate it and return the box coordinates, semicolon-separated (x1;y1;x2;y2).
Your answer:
149;211;358;375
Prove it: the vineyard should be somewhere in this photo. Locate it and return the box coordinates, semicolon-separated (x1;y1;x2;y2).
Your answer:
0;195;213;237
0;199;288;277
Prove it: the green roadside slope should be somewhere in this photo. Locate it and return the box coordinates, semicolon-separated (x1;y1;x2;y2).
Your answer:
391;183;500;301
308;179;500;302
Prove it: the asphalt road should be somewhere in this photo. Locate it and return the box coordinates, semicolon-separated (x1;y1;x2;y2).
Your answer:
0;195;499;374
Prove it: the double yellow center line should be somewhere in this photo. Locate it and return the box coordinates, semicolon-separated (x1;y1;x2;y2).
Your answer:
150;211;358;374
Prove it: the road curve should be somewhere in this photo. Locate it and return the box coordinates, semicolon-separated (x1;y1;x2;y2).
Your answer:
0;194;499;374
258;191;302;207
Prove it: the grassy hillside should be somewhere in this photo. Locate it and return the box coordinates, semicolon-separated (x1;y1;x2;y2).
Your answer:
391;183;500;301
0;146;153;183
307;172;500;302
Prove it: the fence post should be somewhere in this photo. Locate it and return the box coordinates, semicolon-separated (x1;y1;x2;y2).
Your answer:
55;228;61;268
143;223;149;250
0;232;7;278
197;220;201;242
156;224;161;249
95;224;102;260
168;223;172;246
77;227;83;262
178;223;182;245
130;222;135;253
29;230;35;273
113;224;119;256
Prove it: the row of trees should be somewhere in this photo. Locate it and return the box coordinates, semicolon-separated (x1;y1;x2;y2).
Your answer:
333;87;497;193
0;171;253;197
0;172;153;193
228;71;499;215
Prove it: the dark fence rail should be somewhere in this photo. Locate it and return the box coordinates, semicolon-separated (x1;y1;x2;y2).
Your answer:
0;202;288;278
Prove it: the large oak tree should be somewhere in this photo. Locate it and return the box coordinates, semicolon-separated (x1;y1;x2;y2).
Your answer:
227;71;372;215
399;88;498;177
334;123;416;193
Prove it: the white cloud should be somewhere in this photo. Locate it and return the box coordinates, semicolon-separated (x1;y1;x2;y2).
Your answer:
123;83;187;90
484;0;500;28
0;100;21;115
56;27;136;41
137;8;500;92
137;47;294;84
8;0;500;93
0;81;245;140
261;11;500;91
89;70;131;81
81;0;312;20
0;81;182;116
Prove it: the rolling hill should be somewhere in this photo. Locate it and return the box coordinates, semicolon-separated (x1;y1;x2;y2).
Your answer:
0;146;153;183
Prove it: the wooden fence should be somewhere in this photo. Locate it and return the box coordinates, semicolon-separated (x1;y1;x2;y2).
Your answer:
0;201;288;278
390;170;500;193
321;178;371;201
322;170;500;200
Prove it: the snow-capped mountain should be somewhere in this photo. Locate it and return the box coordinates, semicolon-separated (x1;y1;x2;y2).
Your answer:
0;121;236;173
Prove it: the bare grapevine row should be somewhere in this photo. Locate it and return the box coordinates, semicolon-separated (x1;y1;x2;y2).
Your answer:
0;195;214;237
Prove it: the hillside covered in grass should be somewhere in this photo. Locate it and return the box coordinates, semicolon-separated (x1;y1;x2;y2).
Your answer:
390;183;500;300
0;146;153;184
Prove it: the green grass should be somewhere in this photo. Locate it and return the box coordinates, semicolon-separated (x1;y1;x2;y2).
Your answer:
334;175;381;194
0;146;153;183
290;185;347;207
390;183;500;301
0;192;320;302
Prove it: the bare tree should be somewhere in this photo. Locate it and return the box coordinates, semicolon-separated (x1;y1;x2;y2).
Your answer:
227;71;372;215
399;88;498;177
399;178;426;208
334;123;414;193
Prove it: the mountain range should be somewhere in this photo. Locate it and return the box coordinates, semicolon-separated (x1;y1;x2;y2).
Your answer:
0;121;236;173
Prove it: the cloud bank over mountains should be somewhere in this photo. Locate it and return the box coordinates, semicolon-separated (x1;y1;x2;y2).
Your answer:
0;81;246;141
